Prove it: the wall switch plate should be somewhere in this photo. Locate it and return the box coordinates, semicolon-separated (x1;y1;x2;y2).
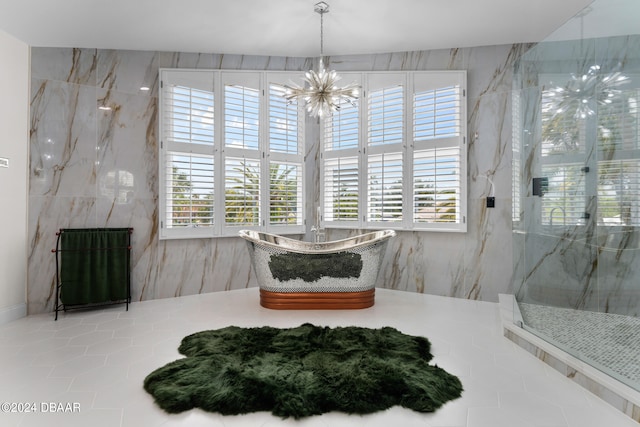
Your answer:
0;157;8;168
486;196;495;208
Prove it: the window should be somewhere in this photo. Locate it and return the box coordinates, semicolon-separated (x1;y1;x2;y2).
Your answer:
160;71;216;239
512;90;522;223
159;69;304;239
322;83;361;223
596;79;640;226
539;73;640;227
598;160;640;225
321;71;467;232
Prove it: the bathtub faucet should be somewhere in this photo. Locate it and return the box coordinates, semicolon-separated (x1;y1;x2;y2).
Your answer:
311;225;325;243
311;206;325;243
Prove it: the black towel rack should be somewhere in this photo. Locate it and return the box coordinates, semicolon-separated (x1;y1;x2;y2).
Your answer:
52;228;133;320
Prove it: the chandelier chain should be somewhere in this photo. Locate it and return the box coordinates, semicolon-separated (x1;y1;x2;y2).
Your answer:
319;6;324;56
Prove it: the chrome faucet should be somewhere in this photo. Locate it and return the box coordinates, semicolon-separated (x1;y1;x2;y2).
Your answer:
311;225;325;243
311;207;325;243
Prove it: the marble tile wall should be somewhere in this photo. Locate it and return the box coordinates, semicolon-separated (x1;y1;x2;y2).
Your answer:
28;44;527;314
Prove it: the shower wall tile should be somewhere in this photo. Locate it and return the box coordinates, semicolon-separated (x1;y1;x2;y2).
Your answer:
154;239;212;299
597;231;640;317
595;35;640;74
467;91;513;201
514;38;596;90
27;44;526;314
27;196;99;314
95;88;158;201
30;47;97;84
154;237;257;300
156;52;312;72
97;49;159;97
520;228;600;311
385;231;467;297
30;79;97;197
157;51;221;70
95;195;157;303
330;44;526;100
464;196;515;301
518;228;640;314
512;231;527;300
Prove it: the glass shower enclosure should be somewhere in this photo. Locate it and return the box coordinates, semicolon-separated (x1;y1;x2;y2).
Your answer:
512;0;640;390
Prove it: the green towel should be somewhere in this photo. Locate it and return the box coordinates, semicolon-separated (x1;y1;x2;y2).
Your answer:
60;228;130;305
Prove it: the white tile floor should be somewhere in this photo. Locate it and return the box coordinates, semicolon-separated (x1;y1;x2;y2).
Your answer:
0;288;637;427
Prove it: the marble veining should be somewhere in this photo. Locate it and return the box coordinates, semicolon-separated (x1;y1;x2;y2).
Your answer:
27;44;523;314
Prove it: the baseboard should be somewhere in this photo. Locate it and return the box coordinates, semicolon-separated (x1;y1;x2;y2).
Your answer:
0;303;27;325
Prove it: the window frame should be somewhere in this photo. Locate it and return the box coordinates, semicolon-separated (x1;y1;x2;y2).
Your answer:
159;69;306;240
321;70;468;232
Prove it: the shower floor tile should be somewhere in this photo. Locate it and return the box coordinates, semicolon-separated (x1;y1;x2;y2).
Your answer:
519;303;640;389
0;289;636;427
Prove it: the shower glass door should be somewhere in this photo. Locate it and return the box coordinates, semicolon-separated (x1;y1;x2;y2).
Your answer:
512;0;640;391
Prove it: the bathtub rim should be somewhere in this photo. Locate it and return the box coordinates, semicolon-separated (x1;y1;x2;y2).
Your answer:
238;229;396;254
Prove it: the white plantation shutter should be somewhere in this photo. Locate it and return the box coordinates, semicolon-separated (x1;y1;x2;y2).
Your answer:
413;147;461;224
160;70;216;239
324;98;359;151
267;77;304;232
368;85;403;147
414;86;460;140
412;72;466;231
320;70;467;231
595;84;640;226
323;157;359;222
597;88;640;152
164;87;214;146
222;74;262;233
365;74;406;227
269;162;302;226
225;157;260;226
322;74;362;227
598;160;640;226
512;89;522;223
165;153;215;228
159;69;305;239
224;80;260;151
269;83;300;154
367;152;403;222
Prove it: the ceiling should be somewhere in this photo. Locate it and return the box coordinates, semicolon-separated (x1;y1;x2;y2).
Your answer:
0;0;594;57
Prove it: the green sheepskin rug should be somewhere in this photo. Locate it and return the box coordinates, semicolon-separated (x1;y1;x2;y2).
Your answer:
143;323;463;419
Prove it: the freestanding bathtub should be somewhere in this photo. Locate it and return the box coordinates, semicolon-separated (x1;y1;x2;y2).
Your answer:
238;229;396;309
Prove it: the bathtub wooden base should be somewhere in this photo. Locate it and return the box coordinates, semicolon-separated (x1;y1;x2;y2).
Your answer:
260;289;375;310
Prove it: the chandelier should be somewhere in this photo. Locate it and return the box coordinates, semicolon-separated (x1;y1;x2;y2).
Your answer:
545;7;628;120
546;65;629;120
283;1;359;118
